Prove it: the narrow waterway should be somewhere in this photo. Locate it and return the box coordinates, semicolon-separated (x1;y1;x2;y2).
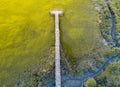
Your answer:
105;0;120;47
43;52;120;87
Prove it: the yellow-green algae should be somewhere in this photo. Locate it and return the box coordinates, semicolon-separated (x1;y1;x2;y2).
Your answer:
0;0;101;86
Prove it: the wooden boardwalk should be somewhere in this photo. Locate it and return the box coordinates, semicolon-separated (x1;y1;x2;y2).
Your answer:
50;10;63;87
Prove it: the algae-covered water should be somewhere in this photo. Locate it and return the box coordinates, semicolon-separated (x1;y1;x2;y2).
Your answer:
0;0;103;87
